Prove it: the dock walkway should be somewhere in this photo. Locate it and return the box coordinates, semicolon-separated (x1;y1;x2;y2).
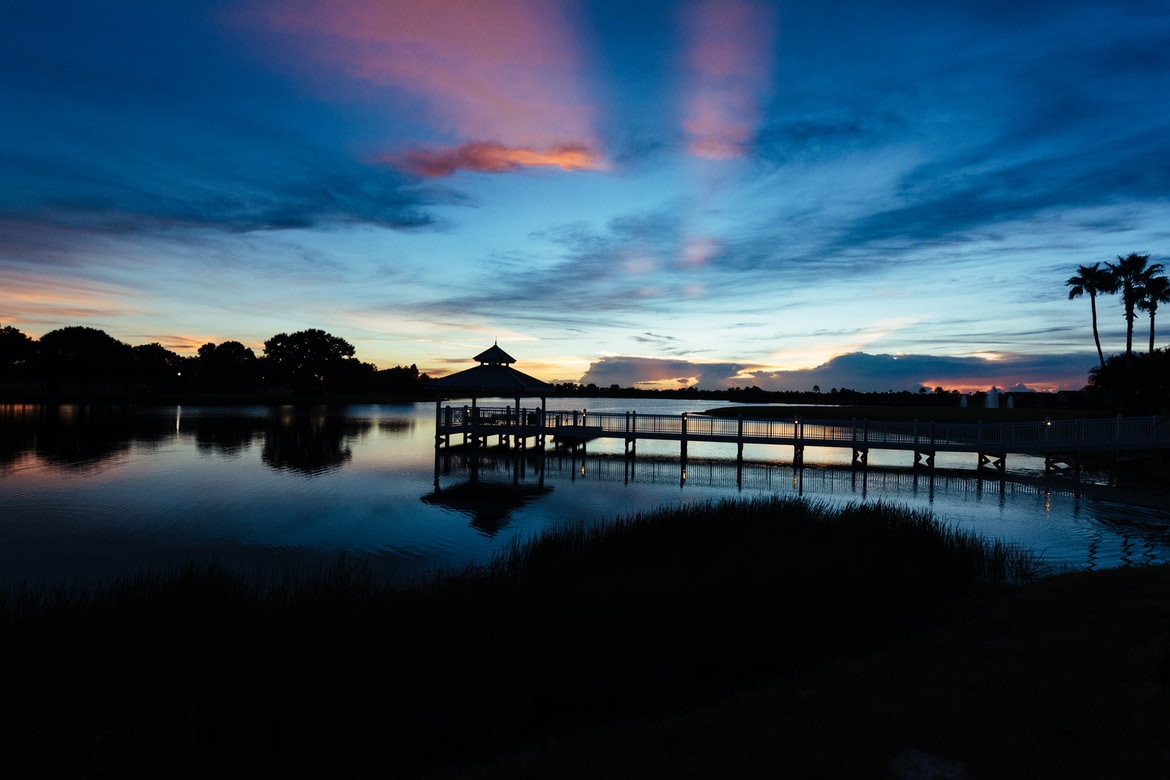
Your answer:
435;406;1169;477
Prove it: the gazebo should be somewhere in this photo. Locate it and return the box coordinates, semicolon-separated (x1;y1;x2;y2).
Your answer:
429;343;555;451
429;343;553;397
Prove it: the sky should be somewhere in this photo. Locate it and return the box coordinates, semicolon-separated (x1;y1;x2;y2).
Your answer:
3;0;1169;393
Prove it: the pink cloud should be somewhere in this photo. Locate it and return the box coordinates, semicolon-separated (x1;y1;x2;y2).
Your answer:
679;1;776;160
235;0;603;169
682;235;720;267
391;142;605;178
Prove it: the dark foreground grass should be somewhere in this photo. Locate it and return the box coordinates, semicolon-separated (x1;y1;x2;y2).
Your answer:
0;498;1163;779
466;564;1170;780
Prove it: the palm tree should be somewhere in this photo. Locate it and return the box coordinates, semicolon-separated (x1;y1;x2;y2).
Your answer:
1105;252;1164;359
1138;272;1170;353
1066;262;1114;369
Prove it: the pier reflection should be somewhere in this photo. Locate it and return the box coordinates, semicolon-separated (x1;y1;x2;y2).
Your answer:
432;447;1090;502
422;480;553;536
427;447;1170;569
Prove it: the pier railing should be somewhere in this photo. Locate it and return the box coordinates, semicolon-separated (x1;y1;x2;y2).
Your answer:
437;406;1169;457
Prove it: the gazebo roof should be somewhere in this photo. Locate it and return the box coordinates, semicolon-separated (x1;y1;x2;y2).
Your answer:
429;344;554;397
473;343;516;365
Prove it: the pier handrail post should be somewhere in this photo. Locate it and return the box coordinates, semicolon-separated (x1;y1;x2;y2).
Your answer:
631;411;638;458
737;413;744;464
623;410;629;457
797;416;807;469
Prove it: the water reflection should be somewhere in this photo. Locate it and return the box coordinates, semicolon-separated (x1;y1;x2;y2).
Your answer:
191;415;261;456
0;402;1167;587
423;481;553;536
435;447;1086;502
0;403;165;469
261;410;370;475
430;446;1169;572
0;404;403;476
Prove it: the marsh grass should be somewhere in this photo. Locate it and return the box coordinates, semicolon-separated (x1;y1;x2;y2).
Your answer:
0;497;1094;779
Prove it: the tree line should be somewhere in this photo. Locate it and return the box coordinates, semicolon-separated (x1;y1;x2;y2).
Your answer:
0;325;425;396
1066;252;1169;414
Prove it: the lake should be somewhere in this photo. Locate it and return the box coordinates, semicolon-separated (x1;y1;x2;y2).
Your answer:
2;399;1167;587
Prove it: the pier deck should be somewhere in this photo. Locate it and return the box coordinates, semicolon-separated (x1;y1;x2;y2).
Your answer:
435;406;1169;477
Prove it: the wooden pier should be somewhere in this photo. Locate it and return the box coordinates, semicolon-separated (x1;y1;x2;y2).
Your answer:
435;405;1170;478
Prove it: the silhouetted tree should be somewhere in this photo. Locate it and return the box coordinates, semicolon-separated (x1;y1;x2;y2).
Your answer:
0;326;34;381
1106;253;1164;359
35;327;133;390
197;341;261;391
131;343;186;387
331;358;378;393
1088;349;1170;414
1066;262;1115;369
263;329;357;392
373;364;420;395
1138;272;1170;353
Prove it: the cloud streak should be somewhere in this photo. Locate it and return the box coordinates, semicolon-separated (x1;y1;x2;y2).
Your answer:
240;0;605;174
679;0;775;159
390;142;605;178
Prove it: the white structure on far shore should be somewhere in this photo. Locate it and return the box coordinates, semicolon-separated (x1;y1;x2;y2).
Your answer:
985;386;1000;409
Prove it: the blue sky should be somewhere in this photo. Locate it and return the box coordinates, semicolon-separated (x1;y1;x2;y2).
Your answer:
3;0;1169;392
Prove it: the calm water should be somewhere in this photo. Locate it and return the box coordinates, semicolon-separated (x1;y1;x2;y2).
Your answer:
1;400;1168;587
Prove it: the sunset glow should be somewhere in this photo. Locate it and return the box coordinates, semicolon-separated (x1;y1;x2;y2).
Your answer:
3;1;1168;392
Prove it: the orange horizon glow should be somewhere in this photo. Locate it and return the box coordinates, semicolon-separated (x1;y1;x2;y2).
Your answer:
0;270;139;325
